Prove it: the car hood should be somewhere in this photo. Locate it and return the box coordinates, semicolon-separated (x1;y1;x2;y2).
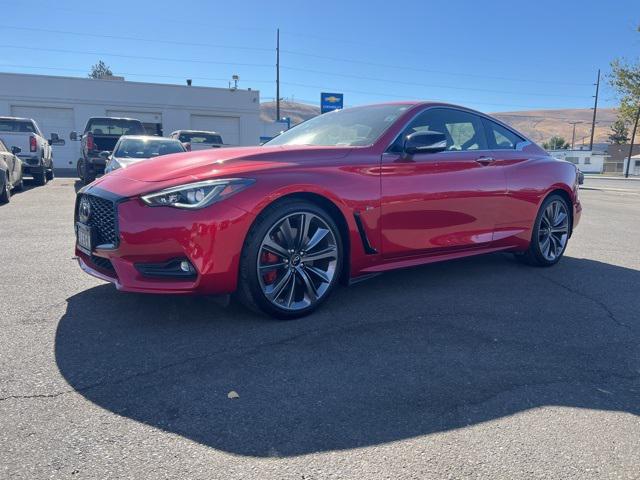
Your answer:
109;145;351;183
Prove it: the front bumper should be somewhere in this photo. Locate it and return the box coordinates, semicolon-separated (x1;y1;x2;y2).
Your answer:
75;185;255;295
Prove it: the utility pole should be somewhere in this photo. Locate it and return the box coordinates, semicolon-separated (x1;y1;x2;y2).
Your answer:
276;28;280;123
589;69;600;151
569;121;582;149
625;105;640;178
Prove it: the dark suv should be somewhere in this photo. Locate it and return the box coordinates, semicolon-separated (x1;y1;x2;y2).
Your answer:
71;117;145;184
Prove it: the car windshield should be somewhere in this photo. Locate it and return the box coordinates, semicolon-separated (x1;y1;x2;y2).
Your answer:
114;138;185;159
264;104;411;147
178;132;222;144
0;120;35;133
86;119;144;136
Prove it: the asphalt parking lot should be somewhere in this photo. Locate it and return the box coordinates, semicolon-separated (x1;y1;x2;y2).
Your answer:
1;178;639;479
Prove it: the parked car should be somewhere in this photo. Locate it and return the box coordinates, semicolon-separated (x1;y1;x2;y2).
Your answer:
169;130;224;151
0;116;63;185
74;102;582;319
0;139;24;203
104;136;187;173
71;117;145;184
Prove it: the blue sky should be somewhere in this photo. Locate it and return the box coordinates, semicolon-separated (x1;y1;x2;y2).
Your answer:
0;0;637;112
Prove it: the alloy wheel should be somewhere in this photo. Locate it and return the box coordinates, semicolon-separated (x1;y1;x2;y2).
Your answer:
538;200;569;261
257;212;338;311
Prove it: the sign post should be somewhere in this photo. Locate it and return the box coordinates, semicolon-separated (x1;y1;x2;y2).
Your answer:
321;93;344;114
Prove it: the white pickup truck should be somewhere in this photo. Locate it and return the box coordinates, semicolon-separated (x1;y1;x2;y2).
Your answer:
0;116;64;185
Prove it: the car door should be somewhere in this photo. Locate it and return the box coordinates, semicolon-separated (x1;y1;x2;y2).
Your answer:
380;107;507;258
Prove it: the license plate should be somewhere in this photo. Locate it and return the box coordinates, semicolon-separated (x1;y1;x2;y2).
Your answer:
76;222;93;254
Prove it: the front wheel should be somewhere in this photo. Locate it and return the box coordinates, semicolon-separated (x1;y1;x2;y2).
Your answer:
237;200;343;319
517;194;571;267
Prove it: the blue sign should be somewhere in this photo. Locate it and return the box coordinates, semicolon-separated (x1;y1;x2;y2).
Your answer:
321;93;344;114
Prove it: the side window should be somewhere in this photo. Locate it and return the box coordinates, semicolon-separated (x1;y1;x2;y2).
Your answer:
390;108;487;152
482;118;523;150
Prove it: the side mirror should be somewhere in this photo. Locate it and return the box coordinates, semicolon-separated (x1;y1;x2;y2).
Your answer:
11;146;21;155
69;131;78;141
403;130;448;155
49;133;65;146
99;151;111;159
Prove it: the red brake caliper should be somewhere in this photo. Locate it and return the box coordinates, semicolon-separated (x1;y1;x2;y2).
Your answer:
261;251;279;284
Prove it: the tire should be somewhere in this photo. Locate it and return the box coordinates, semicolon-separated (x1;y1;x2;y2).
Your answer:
33;167;47;186
236;200;343;319
516;194;571;267
79;159;95;185
46;167;54;181
0;172;10;204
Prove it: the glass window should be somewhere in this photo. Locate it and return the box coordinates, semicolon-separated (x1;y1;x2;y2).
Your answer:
390;108;487;152
85;118;145;136
178;132;223;144
482;119;523;150
265;104;411;147
0;120;36;133
114;138;185;158
584;157;591;165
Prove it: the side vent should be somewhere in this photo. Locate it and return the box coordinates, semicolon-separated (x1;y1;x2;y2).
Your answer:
353;211;377;255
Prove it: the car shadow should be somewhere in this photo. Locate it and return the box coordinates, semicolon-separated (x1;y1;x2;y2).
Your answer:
54;254;640;457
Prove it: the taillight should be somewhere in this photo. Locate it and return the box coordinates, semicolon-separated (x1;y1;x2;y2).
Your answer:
29;135;37;152
86;132;94;151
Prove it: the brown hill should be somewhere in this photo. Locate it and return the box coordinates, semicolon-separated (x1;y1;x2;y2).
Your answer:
260;101;618;147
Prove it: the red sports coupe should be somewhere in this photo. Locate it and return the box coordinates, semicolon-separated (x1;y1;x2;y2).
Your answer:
75;102;581;318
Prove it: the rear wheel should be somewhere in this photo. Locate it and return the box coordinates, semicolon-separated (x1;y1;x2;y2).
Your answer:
237;200;343;319
0;172;10;204
46;166;54;181
78;159;95;185
517;194;570;267
33;167;47;186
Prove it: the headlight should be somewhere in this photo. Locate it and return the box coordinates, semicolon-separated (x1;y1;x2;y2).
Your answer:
140;178;255;209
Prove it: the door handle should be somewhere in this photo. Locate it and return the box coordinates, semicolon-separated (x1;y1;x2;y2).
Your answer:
476;156;495;165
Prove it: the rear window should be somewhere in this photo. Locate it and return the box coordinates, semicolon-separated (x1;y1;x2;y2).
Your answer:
178;132;223;144
0;120;36;133
114;138;186;158
86;119;144;136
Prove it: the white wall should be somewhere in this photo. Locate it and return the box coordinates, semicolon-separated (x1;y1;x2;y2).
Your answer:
0;72;261;170
622;155;640;176
548;149;605;174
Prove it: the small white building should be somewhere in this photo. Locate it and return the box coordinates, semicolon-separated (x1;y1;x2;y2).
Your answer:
0;72;262;171
547;149;606;174
622;154;640;176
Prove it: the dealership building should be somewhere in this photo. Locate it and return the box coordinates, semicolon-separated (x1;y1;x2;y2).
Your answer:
0;72;265;171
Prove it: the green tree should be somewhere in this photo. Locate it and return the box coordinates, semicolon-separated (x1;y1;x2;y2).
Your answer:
88;60;113;79
609;26;640;124
543;136;570;150
608;118;630;144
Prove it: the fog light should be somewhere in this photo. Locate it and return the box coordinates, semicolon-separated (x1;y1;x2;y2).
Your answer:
180;260;191;272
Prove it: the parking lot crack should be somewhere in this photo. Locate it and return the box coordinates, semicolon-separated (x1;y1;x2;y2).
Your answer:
536;272;634;334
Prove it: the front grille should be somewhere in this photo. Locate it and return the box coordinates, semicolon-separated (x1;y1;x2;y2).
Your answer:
90;255;115;273
80;194;118;247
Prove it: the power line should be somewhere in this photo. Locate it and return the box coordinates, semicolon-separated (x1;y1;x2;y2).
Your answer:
0;45;273;68
0;63;274;85
280;67;590;99
280;81;573;110
281;50;592;87
0;25;273;53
